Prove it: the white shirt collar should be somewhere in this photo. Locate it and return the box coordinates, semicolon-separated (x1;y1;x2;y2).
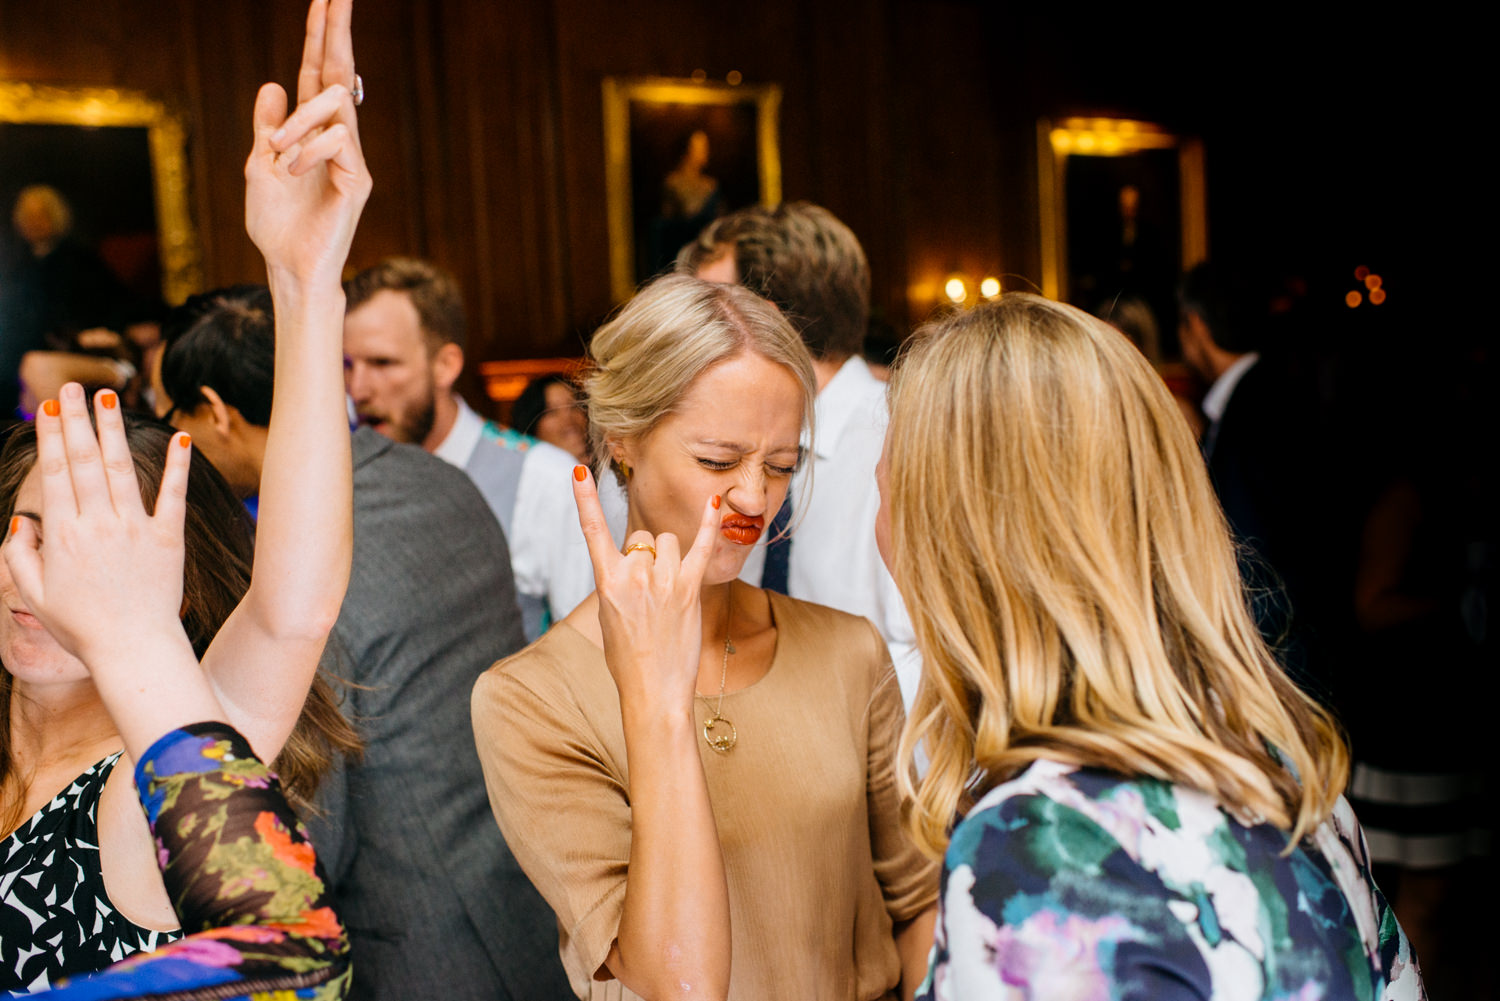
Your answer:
812;356;883;459
1201;352;1259;423
432;394;484;468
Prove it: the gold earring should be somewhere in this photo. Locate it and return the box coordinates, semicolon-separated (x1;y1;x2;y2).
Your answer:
618;461;633;480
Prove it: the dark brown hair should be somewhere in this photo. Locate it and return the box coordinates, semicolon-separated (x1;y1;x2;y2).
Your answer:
0;413;359;828
676;201;870;362
344;256;467;354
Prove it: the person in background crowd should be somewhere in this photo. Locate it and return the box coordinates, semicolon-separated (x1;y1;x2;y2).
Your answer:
343;257;597;640
884;294;1421;1000
474;275;937;1001
511;372;589;463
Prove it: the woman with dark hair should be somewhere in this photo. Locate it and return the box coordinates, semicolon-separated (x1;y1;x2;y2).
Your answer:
7;393;349;1000
0;0;371;989
511;373;588;462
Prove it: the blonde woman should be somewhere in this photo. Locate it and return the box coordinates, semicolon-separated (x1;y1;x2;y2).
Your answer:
473;275;937;1001
879;294;1423;1000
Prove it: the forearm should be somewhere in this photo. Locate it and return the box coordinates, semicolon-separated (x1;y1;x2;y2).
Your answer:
610;702;730;1001
248;276;352;638
894;906;937;1001
82;628;227;765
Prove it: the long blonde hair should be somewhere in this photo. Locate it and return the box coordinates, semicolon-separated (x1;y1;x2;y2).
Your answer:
890;293;1347;857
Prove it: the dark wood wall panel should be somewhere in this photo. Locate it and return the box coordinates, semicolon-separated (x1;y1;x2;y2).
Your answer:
6;1;1438;384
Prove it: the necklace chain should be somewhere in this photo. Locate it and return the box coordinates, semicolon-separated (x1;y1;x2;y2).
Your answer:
697;584;738;753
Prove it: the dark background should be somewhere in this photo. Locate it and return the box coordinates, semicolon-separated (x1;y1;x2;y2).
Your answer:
0;1;1476;361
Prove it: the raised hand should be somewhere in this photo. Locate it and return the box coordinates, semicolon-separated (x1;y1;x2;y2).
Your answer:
570;465;720;711
245;0;371;283
2;384;190;669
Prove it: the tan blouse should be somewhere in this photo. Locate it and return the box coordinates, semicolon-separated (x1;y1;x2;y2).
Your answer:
472;592;939;1001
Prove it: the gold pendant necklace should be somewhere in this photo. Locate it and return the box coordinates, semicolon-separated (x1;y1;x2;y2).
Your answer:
698;585;738;753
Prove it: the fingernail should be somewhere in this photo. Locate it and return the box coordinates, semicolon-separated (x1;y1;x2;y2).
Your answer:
271;127;286;144
573;465;587;482
178;433;192;449
712;494;721;510
100;390;118;410
41;400;59;417
62;383;83;401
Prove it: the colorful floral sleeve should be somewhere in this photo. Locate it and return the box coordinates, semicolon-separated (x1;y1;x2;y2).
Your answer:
27;722;351;1000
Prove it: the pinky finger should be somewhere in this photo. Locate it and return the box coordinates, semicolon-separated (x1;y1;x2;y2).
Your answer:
679;493;722;591
2;515;44;611
152;432;192;535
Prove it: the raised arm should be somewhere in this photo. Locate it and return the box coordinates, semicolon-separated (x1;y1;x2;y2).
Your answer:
201;0;371;759
571;466;732;1001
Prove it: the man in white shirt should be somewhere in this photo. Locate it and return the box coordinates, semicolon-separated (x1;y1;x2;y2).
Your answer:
343;257;595;640
679;203;921;705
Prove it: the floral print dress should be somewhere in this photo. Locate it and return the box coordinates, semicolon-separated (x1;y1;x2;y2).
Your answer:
918;759;1424;1001
27;722;350;1000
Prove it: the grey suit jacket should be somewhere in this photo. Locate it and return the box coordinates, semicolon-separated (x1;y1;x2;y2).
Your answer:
309;428;572;1000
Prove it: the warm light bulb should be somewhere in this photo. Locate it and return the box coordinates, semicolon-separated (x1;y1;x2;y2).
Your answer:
1345;290;1363;308
980;277;1001;298
945;277;968;303
1354;265;1370;281
726;70;743;86
1365;274;1382;291
1370;288;1386;305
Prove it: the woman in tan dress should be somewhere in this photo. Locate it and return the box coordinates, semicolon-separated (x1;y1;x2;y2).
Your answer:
473;274;937;1001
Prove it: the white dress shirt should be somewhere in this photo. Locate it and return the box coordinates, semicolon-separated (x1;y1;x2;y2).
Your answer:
741;357;920;706
434;396;606;630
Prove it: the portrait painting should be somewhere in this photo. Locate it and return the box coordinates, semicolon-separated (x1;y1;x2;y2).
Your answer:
1038;117;1206;360
604;77;781;302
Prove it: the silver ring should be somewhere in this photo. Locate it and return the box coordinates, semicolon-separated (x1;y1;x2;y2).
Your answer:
351;73;365;107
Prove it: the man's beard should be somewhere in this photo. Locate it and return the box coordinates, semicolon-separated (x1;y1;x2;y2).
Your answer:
364;383;437;446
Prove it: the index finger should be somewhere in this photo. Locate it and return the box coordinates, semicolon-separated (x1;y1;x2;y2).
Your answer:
296;0;330;108
678;493;722;592
571;465;620;584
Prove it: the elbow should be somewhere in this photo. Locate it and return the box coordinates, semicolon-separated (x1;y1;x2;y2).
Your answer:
249;587;345;644
607;954;728;1001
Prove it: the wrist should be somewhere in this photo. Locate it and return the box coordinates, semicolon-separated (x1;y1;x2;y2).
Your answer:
265;267;348;309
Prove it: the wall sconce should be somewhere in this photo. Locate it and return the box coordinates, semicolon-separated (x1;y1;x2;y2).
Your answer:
945;275;968;304
979;277;1001;299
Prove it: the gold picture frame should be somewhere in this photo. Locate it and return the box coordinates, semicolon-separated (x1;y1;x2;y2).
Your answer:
1;82;203;305
603;76;782;303
1037;116;1206;306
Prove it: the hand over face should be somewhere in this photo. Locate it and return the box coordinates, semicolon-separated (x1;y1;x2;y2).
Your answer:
2;384;192;669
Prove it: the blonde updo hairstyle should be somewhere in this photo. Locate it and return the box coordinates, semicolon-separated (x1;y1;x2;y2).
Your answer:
586;274;816;488
889;293;1348;859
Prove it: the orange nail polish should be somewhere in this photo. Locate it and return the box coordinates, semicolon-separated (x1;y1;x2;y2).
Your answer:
8;516;18;537
573;465;587;482
712;494;721;509
41;399;59;417
100;390;118;410
178;433;192;449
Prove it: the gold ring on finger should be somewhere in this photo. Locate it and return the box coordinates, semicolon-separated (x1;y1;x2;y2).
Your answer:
622;543;656;560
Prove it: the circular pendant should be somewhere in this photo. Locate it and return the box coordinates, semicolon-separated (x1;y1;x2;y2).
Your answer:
703;715;738;753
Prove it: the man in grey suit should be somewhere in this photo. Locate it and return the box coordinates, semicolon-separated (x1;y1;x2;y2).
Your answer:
156;285;573;1000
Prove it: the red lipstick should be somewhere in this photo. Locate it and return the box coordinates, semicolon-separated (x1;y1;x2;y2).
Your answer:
720;513;764;546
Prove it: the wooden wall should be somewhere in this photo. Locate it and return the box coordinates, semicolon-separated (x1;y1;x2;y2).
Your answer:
1;1;1450;387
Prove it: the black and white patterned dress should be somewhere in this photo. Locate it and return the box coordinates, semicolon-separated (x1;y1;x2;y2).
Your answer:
1;753;179;993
